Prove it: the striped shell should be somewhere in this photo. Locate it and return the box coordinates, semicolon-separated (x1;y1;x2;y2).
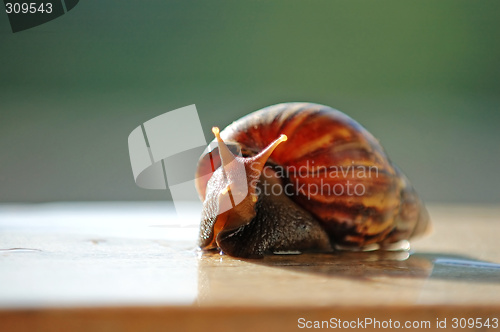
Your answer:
196;102;430;256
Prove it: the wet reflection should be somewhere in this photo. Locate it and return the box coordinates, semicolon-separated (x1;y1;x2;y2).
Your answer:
254;251;431;279
416;253;500;283
196;250;500;306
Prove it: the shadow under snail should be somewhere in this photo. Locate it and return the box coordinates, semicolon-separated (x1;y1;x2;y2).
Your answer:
195;102;430;258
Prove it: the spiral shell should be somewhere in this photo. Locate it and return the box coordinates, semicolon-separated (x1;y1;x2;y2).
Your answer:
196;102;430;255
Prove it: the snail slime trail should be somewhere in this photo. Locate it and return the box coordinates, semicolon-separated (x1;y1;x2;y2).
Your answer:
195;102;430;258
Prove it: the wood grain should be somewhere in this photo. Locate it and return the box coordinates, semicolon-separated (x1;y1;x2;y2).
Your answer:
0;203;499;331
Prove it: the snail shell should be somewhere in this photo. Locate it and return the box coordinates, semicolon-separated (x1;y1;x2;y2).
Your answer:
195;102;430;258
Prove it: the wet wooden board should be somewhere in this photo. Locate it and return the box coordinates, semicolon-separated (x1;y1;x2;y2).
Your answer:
0;203;499;331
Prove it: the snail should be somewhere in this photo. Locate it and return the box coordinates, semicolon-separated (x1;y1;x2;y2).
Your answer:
195;102;430;258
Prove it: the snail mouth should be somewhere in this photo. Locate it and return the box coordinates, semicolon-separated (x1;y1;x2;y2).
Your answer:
211;168;283;249
209;213;228;248
213;193;258;246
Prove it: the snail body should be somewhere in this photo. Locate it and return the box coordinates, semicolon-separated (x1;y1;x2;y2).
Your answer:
195;102;430;258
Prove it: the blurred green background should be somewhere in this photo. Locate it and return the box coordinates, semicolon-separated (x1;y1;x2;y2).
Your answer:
0;0;499;203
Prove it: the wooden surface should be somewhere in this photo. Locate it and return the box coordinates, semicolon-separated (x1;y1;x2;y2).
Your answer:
1;203;500;331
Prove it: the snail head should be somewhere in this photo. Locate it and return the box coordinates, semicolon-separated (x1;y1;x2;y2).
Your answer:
200;127;287;250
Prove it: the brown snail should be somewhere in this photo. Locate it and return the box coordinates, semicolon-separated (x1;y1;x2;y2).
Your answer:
195;102;430;258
